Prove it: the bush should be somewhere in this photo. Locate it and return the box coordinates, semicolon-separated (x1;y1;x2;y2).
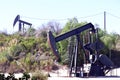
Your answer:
22;72;30;80
31;70;48;80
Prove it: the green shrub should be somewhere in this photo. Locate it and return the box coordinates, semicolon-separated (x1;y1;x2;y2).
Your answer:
22;72;30;80
0;51;8;63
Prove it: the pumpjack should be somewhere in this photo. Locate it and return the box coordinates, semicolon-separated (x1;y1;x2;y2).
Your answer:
47;23;114;77
13;15;32;32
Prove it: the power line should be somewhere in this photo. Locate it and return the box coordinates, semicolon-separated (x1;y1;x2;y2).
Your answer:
77;12;103;19
21;12;103;21
107;12;120;20
22;16;68;21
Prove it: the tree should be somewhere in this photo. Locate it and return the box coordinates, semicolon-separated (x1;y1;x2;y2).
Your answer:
99;31;119;59
47;21;62;35
58;18;88;64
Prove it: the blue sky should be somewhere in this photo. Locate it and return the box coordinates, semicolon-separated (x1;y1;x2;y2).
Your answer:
0;0;120;34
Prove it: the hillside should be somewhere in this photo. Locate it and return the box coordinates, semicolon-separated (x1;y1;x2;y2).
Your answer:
0;30;55;73
0;21;120;75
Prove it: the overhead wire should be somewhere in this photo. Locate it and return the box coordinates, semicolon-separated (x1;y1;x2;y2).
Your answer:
21;16;68;21
21;12;103;21
21;12;120;22
77;12;103;19
107;12;120;20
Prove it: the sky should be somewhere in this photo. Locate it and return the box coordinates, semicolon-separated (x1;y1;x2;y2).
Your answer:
0;0;120;34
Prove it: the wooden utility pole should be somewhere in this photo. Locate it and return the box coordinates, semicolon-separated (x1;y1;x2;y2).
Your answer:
104;11;106;32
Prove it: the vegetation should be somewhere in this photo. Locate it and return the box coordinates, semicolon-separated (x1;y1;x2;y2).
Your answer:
0;18;120;79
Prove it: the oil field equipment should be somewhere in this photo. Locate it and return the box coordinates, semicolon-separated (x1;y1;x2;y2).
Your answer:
47;23;114;77
13;15;32;32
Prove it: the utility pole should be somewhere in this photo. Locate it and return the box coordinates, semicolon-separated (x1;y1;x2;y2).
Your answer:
104;11;106;32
